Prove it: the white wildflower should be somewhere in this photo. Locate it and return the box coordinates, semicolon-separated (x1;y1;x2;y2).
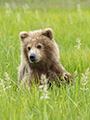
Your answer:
5;2;10;9
77;4;81;13
39;74;50;100
23;4;30;13
69;14;73;24
4;86;12;91
41;74;48;84
80;68;89;91
46;19;50;27
5;72;10;81
74;70;77;77
12;1;17;9
16;13;21;21
35;10;39;19
85;67;89;76
74;70;78;81
39;85;45;89
74;37;82;49
80;88;88;91
0;72;12;91
5;2;11;16
0;78;5;87
40;95;50;100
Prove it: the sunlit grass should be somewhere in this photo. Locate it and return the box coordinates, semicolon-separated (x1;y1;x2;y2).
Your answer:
0;1;90;120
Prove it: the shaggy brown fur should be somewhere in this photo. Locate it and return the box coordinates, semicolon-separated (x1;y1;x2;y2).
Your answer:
18;28;73;86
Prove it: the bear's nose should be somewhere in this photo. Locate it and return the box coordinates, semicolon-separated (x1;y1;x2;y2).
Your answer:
30;54;36;62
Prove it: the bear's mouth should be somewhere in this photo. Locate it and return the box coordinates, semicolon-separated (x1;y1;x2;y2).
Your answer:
30;59;36;63
29;53;41;64
29;59;39;64
29;53;36;63
29;55;39;63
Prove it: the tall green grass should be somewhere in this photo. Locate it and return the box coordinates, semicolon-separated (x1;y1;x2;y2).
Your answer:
0;0;90;3
0;1;90;120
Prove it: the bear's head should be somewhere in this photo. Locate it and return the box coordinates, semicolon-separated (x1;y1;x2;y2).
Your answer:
19;28;59;70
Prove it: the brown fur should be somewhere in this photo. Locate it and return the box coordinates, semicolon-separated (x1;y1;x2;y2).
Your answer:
18;28;73;86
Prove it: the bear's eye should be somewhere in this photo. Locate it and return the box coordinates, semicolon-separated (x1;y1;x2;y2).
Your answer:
37;45;41;49
28;47;31;50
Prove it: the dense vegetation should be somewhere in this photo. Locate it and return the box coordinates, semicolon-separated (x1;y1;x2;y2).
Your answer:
0;0;90;120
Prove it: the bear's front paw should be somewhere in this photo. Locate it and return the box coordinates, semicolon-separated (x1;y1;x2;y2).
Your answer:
61;72;74;83
65;72;74;83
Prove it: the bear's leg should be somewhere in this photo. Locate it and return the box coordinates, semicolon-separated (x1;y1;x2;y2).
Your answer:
18;65;26;83
51;61;74;83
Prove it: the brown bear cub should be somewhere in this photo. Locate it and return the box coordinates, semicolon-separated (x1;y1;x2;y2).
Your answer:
19;28;73;86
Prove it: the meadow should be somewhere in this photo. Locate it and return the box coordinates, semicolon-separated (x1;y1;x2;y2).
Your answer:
0;0;90;120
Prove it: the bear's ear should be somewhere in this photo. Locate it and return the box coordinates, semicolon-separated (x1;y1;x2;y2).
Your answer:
42;28;53;40
19;31;29;41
